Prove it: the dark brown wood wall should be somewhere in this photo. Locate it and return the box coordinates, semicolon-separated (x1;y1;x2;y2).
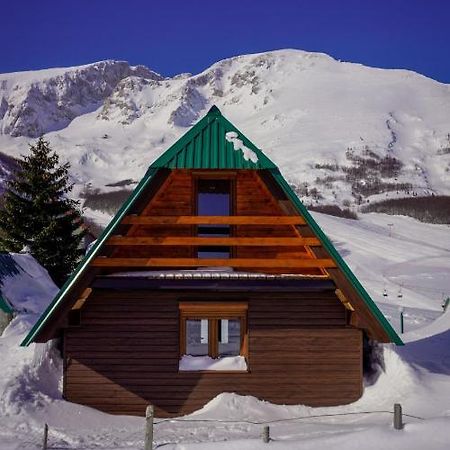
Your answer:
64;289;362;417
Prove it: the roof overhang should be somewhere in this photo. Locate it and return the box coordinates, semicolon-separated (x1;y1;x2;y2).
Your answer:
93;275;336;292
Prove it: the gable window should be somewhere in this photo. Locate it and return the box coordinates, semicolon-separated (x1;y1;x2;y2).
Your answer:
196;178;232;258
179;302;248;371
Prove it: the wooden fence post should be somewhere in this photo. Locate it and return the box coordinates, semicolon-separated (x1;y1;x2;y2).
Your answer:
394;403;403;430
42;423;48;450
145;405;154;450
262;425;270;443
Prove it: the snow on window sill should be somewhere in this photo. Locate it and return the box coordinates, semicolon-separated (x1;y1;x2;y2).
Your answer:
179;355;248;372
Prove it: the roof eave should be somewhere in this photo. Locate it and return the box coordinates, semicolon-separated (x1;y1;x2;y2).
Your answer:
20;167;161;346
270;168;404;346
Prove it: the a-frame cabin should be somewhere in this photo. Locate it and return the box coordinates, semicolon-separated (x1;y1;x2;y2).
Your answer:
22;106;402;417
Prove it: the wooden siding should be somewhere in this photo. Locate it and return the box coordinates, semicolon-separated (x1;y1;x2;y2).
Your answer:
64;289;362;417
112;170;194;260
106;170;323;275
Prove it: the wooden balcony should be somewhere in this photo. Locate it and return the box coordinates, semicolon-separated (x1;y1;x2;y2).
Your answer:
91;257;336;269
93;214;331;271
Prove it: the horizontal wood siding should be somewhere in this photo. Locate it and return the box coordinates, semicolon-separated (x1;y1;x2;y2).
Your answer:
112;170;194;259
64;289;362;417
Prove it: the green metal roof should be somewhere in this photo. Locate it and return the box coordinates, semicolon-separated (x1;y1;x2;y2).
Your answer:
150;106;277;170
21;105;402;346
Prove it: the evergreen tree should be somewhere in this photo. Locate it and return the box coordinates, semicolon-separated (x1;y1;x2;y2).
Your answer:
0;137;86;286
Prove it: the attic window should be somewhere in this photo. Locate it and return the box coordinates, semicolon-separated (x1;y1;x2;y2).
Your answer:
179;302;248;371
196;179;232;258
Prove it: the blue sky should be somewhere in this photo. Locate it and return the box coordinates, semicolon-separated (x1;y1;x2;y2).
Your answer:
3;0;449;82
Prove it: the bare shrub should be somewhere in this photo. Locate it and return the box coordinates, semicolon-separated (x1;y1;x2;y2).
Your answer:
314;163;340;171
307;204;358;220
362;196;450;224
81;188;133;215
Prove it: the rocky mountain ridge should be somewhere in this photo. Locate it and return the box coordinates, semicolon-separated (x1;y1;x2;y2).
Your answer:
0;50;449;216
0;60;162;137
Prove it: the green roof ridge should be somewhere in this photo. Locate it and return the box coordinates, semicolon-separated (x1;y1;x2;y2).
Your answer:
207;105;222;116
0;295;13;314
150;105;277;170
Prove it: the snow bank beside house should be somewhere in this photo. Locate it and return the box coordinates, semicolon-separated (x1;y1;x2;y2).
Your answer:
0;253;58;314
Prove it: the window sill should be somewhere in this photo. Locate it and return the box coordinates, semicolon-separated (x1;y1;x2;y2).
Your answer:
179;355;248;372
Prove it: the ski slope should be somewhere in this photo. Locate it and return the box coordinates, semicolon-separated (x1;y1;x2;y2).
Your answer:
312;212;450;338
0;212;448;449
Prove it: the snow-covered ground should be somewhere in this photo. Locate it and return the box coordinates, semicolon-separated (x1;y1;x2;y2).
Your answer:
0;212;449;449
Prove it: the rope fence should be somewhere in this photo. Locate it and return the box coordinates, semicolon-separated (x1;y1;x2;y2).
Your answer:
153;409;425;426
144;403;424;449
38;403;428;449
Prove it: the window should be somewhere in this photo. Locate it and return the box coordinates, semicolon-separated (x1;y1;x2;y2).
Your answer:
179;302;248;371
196;179;232;258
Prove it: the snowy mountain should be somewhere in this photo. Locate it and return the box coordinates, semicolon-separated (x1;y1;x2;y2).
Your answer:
0;50;449;212
0;60;162;138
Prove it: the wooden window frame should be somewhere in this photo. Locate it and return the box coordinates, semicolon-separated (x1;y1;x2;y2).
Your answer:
179;302;248;359
193;173;236;217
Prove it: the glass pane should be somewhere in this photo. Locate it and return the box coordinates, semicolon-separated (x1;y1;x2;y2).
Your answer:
197;179;231;259
218;319;241;357
186;319;208;356
198;192;230;216
197;179;231;216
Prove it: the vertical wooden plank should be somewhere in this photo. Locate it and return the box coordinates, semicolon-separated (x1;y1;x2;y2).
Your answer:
210;319;218;358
